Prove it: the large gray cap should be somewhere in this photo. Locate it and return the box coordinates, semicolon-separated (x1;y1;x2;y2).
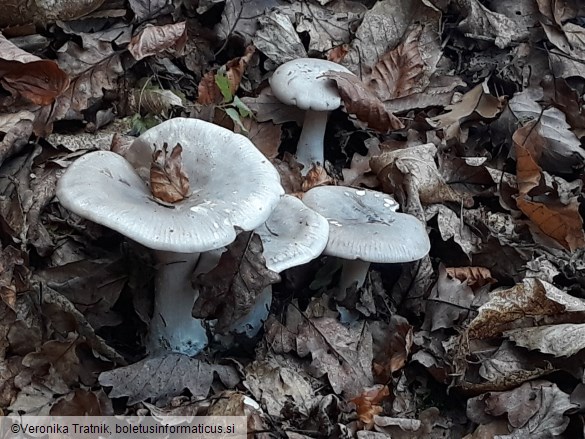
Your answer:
255;195;329;273
269;58;352;111
302;186;430;263
57;118;284;253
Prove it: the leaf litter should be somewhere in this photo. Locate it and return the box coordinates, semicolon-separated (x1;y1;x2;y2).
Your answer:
1;0;585;437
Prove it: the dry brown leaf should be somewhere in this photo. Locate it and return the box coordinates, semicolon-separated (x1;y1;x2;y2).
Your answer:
445;267;495;289
341;139;381;188
128;22;187;61
50;389;113;416
351;385;390;427
467;278;585;339
0;246;30;311
372;316;413;382
428;83;504;141
301;164;334;192
296;317;374;398
198;46;255;105
514;123;585;251
0;59;69;107
193;232;280;333
327;44;349;63
505;323;585;357
322;71;404;132
367;25;425;100
150;142;190;203
98;353;239;406
235;118;281;160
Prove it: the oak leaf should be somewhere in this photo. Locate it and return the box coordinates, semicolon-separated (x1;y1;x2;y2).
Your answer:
128;22;187;61
149;143;190;203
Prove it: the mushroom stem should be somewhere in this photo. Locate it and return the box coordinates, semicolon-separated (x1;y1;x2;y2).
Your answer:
297;110;328;175
339;259;371;292
149;251;208;356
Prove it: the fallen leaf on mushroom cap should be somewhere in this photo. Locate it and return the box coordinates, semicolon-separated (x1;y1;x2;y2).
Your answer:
467;381;575;437
128;22;187;61
193;231;280;333
322;71;404;132
98;353;239;406
296;317;374;398
150;143;190;203
467;278;585;340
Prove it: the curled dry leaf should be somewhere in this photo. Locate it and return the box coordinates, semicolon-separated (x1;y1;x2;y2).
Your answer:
149;142;190;203
367;25;425;101
467;278;585;339
445;267;495;289
322;71;404;132
0;59;69;107
428;83;504;141
302;164;334;192
128;22;187;61
198;46;256;105
514;123;585;251
351;385;390;428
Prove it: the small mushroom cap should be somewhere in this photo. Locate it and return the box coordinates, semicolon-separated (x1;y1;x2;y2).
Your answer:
255;195;329;273
57;118;284;253
269;58;352;111
302;186;430;263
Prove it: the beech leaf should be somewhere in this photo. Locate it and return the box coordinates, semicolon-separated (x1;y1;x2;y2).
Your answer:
322;71;404;132
149;142;190;203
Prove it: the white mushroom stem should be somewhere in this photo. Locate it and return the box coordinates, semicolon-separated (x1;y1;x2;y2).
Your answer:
297;110;329;175
149;251;208;356
339;259;371;292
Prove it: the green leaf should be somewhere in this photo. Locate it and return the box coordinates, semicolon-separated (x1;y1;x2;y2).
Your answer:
225;107;248;133
233;96;252;118
215;67;233;103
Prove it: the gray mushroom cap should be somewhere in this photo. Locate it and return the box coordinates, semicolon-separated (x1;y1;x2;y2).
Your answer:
302;186;430;263
255;195;329;273
56;118;284;253
269;58;352;111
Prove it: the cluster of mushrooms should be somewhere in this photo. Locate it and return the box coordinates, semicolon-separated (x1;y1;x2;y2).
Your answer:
56;58;430;357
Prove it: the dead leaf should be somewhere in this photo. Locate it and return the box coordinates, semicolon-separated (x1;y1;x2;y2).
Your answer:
372;316;413;382
296;317;374;398
234;119;281;160
505;323;585;357
193;232;280;333
428;83;504;141
0;59;69;107
252;10;307;66
468;381;574;436
367;25;425;100
341;138;381;188
0;246;29;311
150;142;190;203
351;385;390;427
425;205;481;257
302;165;334;192
445;267;495;289
458;0;524;48
198;46;255;105
128;22;187;61
241;87;304;125
468;278;585;339
322;71;404;132
98;353;239;405
423;265;476;332
514;124;585;251
50;389;113;416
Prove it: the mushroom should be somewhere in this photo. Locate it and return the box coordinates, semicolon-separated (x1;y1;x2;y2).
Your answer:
56;118;284;356
229;194;329;336
302;186;430;292
269;58;352;175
